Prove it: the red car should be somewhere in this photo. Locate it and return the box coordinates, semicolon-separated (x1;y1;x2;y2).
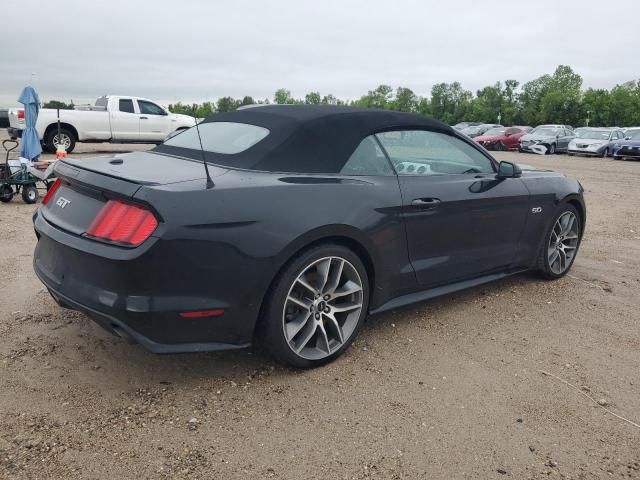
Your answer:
474;126;531;151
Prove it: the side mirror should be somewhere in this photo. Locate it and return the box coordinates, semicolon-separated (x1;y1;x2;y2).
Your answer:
497;161;522;179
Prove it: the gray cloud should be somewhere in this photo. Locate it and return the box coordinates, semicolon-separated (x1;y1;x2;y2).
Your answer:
1;0;638;107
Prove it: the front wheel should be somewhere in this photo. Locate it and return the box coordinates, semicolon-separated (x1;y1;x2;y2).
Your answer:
600;148;609;158
262;245;369;368
45;128;76;154
21;184;39;204
547;143;557;155
537;205;582;279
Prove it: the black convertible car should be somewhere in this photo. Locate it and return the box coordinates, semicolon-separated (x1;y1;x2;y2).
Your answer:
33;106;585;367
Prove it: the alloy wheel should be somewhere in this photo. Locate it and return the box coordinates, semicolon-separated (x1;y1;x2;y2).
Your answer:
53;133;71;149
547;211;580;275
282;256;364;360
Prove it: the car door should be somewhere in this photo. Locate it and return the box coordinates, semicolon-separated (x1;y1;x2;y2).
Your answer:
503;128;520;148
110;98;140;140
376;130;530;288
136;100;171;141
560;128;574;150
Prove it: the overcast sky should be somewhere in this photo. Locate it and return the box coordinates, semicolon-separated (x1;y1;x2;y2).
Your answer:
1;0;638;107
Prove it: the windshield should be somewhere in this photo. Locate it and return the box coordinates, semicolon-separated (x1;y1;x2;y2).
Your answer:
576;129;611;140
163;122;270;154
482;128;505;136
461;126;481;134
625;129;640;140
530;128;558;137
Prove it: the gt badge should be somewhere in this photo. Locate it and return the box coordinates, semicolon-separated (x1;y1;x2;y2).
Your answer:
56;197;71;209
531;207;542;214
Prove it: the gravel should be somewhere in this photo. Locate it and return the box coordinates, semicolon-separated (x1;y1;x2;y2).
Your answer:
1;134;639;479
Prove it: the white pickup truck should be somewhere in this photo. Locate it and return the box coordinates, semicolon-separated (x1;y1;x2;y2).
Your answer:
7;95;195;153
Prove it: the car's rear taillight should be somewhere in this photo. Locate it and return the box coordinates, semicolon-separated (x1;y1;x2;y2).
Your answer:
17;109;25;120
42;179;62;205
86;200;158;246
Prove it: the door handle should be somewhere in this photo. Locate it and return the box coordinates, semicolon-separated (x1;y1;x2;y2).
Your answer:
140;116;148;120
411;198;441;209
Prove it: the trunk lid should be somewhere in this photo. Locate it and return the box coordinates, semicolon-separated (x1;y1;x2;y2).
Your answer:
42;151;226;236
62;150;226;185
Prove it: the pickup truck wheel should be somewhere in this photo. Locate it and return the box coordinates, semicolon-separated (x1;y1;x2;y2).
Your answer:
45;128;76;154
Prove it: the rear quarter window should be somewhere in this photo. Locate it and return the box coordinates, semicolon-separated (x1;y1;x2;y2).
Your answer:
164;122;270;154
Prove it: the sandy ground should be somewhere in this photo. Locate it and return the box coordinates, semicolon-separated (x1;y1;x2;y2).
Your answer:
1;133;639;479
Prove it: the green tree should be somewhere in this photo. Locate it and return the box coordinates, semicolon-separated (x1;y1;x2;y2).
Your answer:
304;92;321;105
274;88;293;104
430;82;472;124
392;87;418;113
43;100;74;110
354;85;393;109
582;88;611;126
240;96;256;106
216;96;239;113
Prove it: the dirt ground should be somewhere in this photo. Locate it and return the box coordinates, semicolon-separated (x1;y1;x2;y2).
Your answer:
1;133;639;480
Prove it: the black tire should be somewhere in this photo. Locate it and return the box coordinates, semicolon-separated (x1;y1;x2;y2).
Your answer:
547;143;556;155
536;204;582;280
44;127;76;154
495;141;505;151
0;184;13;202
21;184;39;204
261;244;370;368
600;148;609;158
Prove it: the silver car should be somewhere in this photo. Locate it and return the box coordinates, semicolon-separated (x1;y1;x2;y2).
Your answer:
519;125;575;154
568;128;626;157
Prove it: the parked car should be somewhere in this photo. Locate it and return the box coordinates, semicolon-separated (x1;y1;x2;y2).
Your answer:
7;95;195;153
474;126;531;151
519;125;575;154
567;128;626;157
0;109;10;129
612;128;640;160
453;121;482;131
32;105;586;367
460;123;503;138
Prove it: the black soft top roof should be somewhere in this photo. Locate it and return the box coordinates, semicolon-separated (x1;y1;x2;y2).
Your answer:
155;105;454;173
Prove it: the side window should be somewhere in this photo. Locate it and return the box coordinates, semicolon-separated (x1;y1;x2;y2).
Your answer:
138;100;166;116
375;130;494;175
341;136;393;176
119;99;134;113
505;128;518;135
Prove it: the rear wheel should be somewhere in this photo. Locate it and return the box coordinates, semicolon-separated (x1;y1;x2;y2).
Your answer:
21;184;39;204
537;205;582;279
0;184;13;202
262;244;369;368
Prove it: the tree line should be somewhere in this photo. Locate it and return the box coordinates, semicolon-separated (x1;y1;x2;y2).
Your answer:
168;66;640;128
43;65;640;127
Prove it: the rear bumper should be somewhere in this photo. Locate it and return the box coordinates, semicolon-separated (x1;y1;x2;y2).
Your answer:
33;210;257;353
44;285;249;353
7;127;22;139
